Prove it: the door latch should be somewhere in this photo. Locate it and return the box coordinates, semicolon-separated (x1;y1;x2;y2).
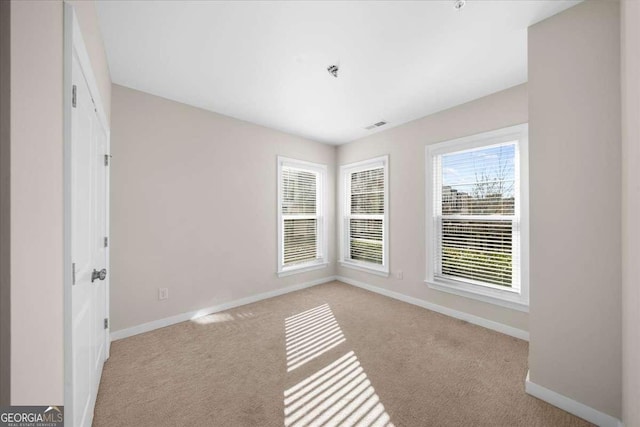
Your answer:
91;268;107;283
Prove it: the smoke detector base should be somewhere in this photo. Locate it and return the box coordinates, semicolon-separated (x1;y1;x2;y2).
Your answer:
454;0;466;10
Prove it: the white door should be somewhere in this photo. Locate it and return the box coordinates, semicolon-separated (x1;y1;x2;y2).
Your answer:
70;51;109;427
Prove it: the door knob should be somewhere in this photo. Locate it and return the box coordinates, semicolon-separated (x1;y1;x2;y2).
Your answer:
91;268;107;283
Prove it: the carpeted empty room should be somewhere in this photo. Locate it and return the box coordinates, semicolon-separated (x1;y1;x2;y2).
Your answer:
94;282;590;426
5;1;633;426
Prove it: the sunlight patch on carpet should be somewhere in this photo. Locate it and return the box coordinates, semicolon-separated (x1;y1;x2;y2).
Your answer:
284;351;394;427
285;304;346;372
191;312;235;325
190;310;257;325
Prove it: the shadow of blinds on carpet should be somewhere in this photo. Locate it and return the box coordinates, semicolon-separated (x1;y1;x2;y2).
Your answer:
284;351;394;427
284;305;394;427
285;304;347;372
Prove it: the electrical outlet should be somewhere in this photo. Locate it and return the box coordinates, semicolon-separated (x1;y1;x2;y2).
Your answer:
158;288;169;300
396;270;403;280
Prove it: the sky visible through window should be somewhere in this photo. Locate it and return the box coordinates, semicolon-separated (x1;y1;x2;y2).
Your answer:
442;143;515;200
439;142;516;286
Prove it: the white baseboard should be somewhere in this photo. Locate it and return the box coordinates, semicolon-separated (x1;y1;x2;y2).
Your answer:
525;371;622;427
110;275;337;341
336;276;529;341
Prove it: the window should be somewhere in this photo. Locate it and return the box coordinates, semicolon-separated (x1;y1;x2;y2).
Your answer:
339;156;389;276
277;157;327;277
426;124;529;311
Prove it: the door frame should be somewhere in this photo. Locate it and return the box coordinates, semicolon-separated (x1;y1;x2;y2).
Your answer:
63;3;111;425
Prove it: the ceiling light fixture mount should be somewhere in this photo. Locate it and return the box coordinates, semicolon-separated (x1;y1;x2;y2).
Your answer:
454;0;466;11
327;65;339;78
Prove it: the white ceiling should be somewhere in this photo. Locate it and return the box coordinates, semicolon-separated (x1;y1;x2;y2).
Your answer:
96;1;579;145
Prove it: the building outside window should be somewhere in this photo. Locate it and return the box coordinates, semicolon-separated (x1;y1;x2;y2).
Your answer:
425;124;529;311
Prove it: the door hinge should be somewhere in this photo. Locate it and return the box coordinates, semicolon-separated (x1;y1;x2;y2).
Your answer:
104;236;108;248
104;318;109;329
104;154;110;166
72;85;77;108
72;262;76;285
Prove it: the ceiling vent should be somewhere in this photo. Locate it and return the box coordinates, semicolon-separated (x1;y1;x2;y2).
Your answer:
365;121;387;130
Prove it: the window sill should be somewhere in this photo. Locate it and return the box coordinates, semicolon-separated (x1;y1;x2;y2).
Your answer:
277;262;328;278
425;279;529;312
339;261;389;277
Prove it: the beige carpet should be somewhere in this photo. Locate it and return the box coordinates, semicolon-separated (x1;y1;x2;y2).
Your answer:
94;281;592;426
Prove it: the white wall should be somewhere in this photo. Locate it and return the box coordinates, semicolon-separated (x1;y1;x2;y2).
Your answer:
10;0;65;405
109;84;336;333
336;84;529;332
621;1;640;425
528;0;621;418
8;0;110;405
0;0;10;407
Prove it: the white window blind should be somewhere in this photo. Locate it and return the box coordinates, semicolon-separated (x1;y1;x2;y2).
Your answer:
340;156;388;275
349;168;384;264
282;168;318;265
433;143;520;289
278;157;327;276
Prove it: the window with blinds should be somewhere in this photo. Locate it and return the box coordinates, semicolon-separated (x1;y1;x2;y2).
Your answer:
340;156;388;274
277;157;327;276
435;143;518;288
426;124;529;309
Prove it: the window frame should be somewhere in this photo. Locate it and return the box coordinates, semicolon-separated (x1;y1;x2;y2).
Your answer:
277;156;328;277
339;155;389;277
425;124;529;311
